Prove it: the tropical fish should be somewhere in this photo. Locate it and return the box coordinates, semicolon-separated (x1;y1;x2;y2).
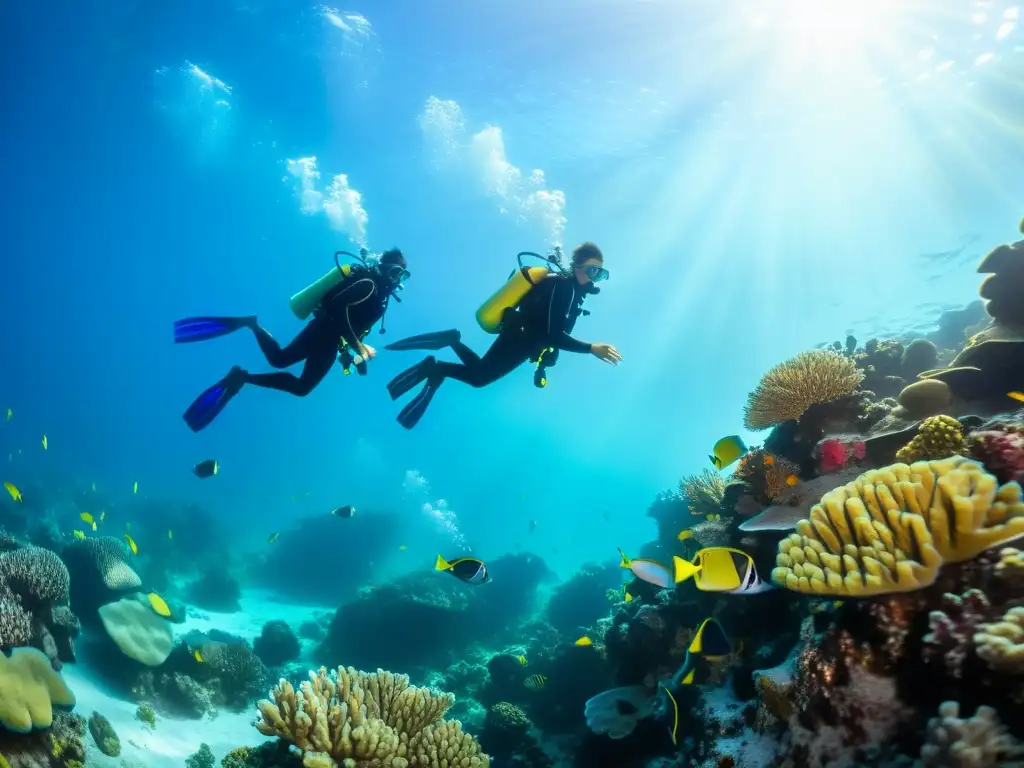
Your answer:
1009;391;1024;404
5;409;11;421
41;435;47;451
705;514;721;522
133;481;138;495
516;655;528;666
673;547;772;595
192;460;219;479
524;674;547;691
709;435;747;471
124;534;138;555
332;505;356;519
785;474;799;487
660;618;733;744
575;636;593;647
267;532;280;544
624;592;633;603
79;512;97;531
4;482;22;503
435;554;490;585
72;530;86;540
99;510;106;523
193;649;204;663
617;548;672;589
168;529;173;540
146;592;172;618
678;529;693;542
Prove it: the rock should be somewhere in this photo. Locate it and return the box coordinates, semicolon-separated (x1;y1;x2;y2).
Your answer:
898;379;952;418
253;620;300;667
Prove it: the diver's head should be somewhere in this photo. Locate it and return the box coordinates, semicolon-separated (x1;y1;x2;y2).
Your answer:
571;242;609;286
378;248;410;286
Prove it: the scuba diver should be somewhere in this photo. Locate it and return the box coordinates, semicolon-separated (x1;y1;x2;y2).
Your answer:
384;241;622;429
174;248;410;432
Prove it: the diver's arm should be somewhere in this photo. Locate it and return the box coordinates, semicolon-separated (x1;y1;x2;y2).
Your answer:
324;277;377;352
547;280;593;354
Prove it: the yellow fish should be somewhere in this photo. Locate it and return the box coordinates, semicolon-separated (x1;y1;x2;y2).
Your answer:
99;510;106;523
624;592;633;603
4;482;23;503
709;435;747;471
523;674;547;691
1009;391;1024;404
705;514;721;522
268;532;280;544
398;545;407;551
673;547;771;595
133;481;138;495
41;435;47;451
575;636;593;647
80;512;97;531
168;529;173;540
72;530;86;540
146;592;171;618
516;655;528;666
5;409;11;421
193;649;204;663
678;529;693;542
124;534;138;555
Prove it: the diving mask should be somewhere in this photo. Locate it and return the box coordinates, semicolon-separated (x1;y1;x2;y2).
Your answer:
583;264;609;282
381;264;411;284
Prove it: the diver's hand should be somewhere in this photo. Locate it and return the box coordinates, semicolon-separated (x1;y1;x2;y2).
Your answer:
360;344;377;360
591;343;622;366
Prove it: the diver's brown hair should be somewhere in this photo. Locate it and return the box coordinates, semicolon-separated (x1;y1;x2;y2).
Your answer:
572;242;603;265
380;248;407;267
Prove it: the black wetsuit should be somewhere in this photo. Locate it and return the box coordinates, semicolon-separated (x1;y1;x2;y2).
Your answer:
245;268;390;396
436;274;593;387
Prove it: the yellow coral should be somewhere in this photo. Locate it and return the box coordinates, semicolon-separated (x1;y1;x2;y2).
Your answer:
975;606;1024;673
895;415;966;464
255;665;489;768
0;647;76;733
995;547;1024;588
771;457;1024;597
743;350;863;430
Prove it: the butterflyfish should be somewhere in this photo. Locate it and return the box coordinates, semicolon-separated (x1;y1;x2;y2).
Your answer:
575;636;593;647
72;530;86;540
133;481;138;495
80;512;97;531
624;592;633;603
124;534;138;555
677;529;693;542
267;532;281;544
4;482;22;502
192;460;219;479
617;548;672;589
332;505;356;519
516;655;528;666
1009;391;1024;404
41;435;47;451
709;435;747;471
524;674;547;691
671;617;732;688
435;554;490;585
146;592;172;618
673;547;772;595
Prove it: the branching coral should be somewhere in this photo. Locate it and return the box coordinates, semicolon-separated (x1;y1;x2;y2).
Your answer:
743;349;864;430
895;415;967;464
923;589;993;678
994;547;1024;588
0;584;33;649
255;665;489;767
970;422;1024;484
975;606;1024;673
772;457;1024;596
680;470;726;518
920;701;1024;767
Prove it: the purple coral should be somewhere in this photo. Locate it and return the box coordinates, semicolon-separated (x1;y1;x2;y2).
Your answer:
0;546;71;608
970;424;1024;484
923;589;992;678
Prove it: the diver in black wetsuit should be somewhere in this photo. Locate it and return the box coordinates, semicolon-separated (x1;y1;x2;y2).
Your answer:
174;248;410;432
384;242;622;429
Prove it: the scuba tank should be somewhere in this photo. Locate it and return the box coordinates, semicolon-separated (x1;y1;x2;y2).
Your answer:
475;248;568;334
290;248;372;321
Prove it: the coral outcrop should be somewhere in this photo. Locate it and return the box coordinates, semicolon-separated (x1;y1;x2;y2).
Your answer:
894;415;967;463
920;701;1024;766
253;620;300;667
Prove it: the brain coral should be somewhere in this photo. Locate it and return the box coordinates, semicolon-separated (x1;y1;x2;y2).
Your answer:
0;547;71;608
65;536;141;591
773;457;1024;597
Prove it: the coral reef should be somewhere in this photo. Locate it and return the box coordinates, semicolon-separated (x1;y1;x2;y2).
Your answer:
975;606;1024;673
185;742;216;768
970;419;1024;484
253;620;300;667
923;589;993;678
0;646;76;732
87;711;120;757
479;702;553;768
920;701;1024;766
0;545;78;666
680;470;727;518
185;564;242;612
62;536;140;627
254;664;490;767
896;378;953;419
0;710;86;768
895;415;967;463
97;594;174;666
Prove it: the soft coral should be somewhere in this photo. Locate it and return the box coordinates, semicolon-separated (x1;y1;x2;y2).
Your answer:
969;423;1024;483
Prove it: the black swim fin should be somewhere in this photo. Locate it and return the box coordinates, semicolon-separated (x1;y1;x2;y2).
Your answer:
174;316;256;344
387;356;436;401
182;367;247;432
384;329;461;352
397;376;442;430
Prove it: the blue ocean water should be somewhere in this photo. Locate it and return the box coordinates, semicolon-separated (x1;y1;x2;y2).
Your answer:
1;0;1021;590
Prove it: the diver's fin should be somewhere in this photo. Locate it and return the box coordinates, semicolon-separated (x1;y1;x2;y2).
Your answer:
387;356;436;401
182;367;246;432
397;377;442;430
174;316;256;344
384;329;461;352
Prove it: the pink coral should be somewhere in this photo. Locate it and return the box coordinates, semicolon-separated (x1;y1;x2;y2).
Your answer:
970;425;1024;484
815;437;868;473
923;589;993;678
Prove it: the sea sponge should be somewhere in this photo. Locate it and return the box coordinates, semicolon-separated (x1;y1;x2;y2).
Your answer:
772;457;1024;597
975;606;1024;673
65;537;141;590
255;665;489;767
0;546;71;608
743;350;864;430
895;415;967;464
98;596;174;666
0;646;76;732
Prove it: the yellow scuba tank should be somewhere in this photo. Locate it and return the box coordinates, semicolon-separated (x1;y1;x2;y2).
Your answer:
289;263;354;320
477;250;564;333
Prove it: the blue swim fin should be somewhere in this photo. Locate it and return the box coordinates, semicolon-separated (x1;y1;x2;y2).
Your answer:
182;367;246;432
397;375;442;430
384;329;461;352
174;316;256;344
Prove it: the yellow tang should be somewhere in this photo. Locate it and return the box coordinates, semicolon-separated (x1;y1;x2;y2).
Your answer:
194;649;204;663
133;481;138;495
677;529;693;542
80;512;96;530
146;592;172;618
72;530;86;540
709;435;747;471
124;534;138;555
41;435;47;451
4;482;23;503
673;547;772;595
575;636;593;647
1009;391;1024;404
624;592;633;603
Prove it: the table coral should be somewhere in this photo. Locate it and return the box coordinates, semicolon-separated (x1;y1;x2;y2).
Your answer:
772;457;1024;596
255;665;489;767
